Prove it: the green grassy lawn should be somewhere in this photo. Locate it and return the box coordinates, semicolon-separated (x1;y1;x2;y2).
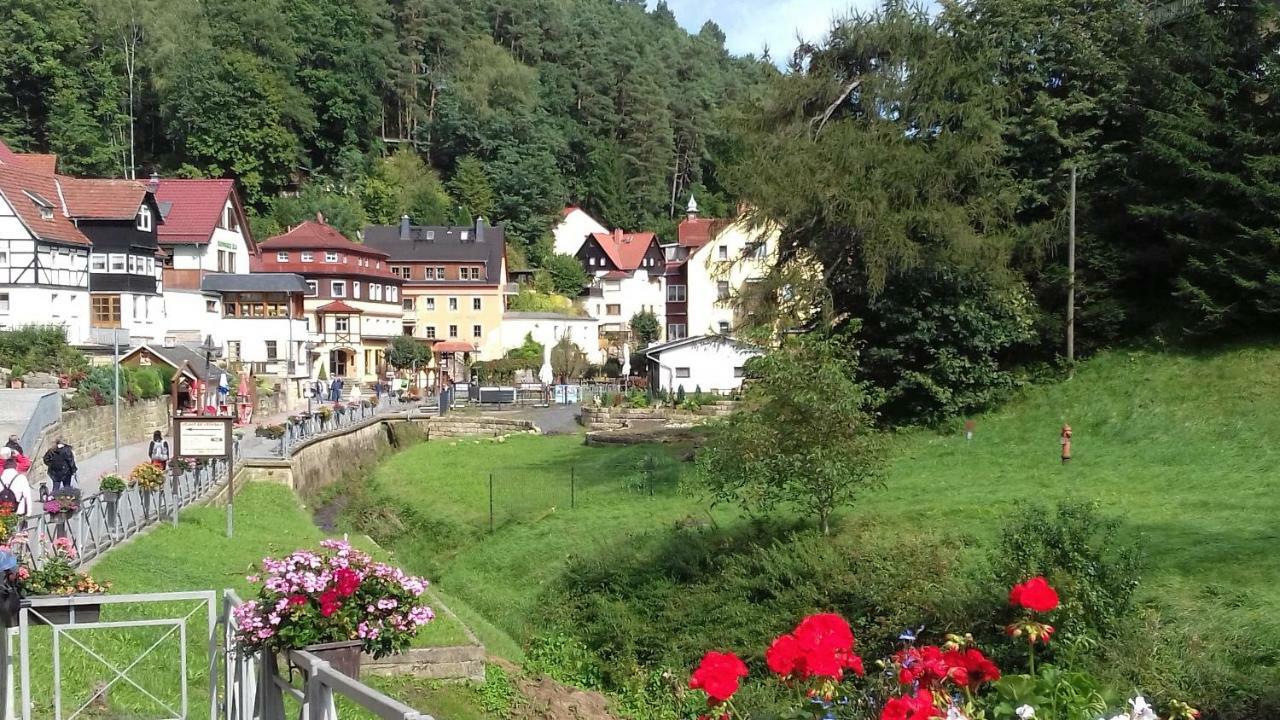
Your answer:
370;346;1280;683
30;483;473;719
370;434;724;640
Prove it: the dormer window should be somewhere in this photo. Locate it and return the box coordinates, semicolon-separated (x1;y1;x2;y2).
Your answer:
25;191;55;220
40;207;53;221
137;205;153;232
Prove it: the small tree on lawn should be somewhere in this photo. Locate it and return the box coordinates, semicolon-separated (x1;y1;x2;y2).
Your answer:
696;334;886;535
630;310;660;347
387;335;430;369
550;337;588;382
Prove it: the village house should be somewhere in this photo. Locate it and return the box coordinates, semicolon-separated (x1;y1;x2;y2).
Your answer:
576;228;666;351
644;334;763;395
551;206;608;257
666;197;777;339
0;142;164;347
253;218;403;381
151;177;257;346
362;217;511;378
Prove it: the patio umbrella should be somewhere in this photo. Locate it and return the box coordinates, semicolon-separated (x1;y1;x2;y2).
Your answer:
539;342;553;385
237;375;249;398
621;343;631;377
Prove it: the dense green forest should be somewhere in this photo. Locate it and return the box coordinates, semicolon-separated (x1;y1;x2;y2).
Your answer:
0;0;769;264
4;0;1279;425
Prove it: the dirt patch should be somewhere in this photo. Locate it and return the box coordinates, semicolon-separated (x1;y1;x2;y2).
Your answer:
311;490;347;532
491;660;621;720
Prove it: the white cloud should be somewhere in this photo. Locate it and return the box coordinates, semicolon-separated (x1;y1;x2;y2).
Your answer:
655;0;880;59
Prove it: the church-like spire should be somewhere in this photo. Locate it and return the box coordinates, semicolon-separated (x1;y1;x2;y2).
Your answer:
686;194;699;219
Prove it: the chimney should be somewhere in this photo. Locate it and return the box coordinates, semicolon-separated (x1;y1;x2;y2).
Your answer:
613;228;623;242
399;214;410;241
315;211;325;224
475;216;485;242
146;172;160;194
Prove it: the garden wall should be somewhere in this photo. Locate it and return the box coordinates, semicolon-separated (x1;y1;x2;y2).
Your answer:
59;397;169;462
579;401;737;430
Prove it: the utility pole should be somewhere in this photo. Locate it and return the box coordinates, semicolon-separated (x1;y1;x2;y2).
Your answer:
1066;164;1077;374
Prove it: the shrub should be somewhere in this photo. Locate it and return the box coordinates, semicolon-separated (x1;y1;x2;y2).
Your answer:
77;365;121;405
133;367;165;399
0;326;89;377
255;424;285;440
993;500;1144;645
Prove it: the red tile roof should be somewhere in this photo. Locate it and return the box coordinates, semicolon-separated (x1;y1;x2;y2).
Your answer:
0;140;57;174
315;300;364;314
677;217;722;248
262;220;388;256
561;206;579;217
589;230;658;271
58;176;148;220
0;165;91;246
153;178;236;245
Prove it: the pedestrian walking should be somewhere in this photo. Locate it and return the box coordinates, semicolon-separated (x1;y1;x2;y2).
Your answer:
0;447;33;516
1060;424;1072;464
42;438;77;491
148;430;171;470
328;377;339;402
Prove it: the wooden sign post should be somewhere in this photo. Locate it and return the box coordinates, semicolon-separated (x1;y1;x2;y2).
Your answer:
173;415;236;537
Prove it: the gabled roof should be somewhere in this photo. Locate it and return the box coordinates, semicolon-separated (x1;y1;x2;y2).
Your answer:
57;177;149;220
644;334;763;359
121;343;227;381
262;220;387;255
588;231;659;272
0;140;57;174
315;300;364;314
153;178;251;247
0;164;90;246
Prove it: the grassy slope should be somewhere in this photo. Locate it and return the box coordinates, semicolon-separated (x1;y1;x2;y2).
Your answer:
376;347;1280;671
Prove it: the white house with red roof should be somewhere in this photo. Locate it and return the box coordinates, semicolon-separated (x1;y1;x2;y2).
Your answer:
0;141;166;346
575;227;666;345
254;218;404;381
552;206;608;257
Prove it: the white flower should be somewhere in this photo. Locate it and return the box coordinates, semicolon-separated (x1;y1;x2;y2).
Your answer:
946;707;969;720
1107;714;1131;720
1016;705;1037;720
1130;696;1158;720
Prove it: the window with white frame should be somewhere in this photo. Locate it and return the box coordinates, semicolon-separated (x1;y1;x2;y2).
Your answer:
370;284;383;301
448;297;458;311
425;326;436;339
334;316;349;332
90;254;107;272
425;297;435;310
0;251;7;265
331;280;347;297
276;252;289;262
353;282;361;299
305;280;318;296
676;367;691;378
667;285;686;302
472;297;481;311
473;324;482;338
325;252;339;263
449;324;458;338
388;286;398;302
402;297;414;311
301;252;314;262
718;245;728;260
0;293;9;313
717;281;730;301
109;254;126;272
667;323;687;339
734;366;745;378
718;321;730;334
136;205;152;232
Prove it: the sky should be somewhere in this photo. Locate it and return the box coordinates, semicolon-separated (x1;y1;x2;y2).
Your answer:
652;0;880;59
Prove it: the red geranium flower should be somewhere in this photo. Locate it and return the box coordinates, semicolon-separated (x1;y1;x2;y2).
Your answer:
881;688;940;720
689;651;749;704
287;594;307;607
1009;576;1059;613
334;568;360;597
766;633;804;676
942;648;1000;689
318;589;341;617
895;646;948;687
788;613;865;681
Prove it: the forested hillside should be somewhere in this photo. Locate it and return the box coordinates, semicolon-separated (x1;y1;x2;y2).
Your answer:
0;0;770;263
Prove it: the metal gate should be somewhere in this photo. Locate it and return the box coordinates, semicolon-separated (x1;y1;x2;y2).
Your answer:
0;591;430;720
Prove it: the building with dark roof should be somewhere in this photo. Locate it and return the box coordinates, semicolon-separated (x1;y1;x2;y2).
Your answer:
575;226;666;348
254;218;403;380
362;216;511;361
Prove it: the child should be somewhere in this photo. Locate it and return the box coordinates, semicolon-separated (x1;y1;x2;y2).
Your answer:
1060;424;1072;464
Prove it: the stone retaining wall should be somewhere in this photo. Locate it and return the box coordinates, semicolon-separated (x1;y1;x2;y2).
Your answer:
59;397;169;462
415;415;539;438
578;401;737;430
364;645;486;681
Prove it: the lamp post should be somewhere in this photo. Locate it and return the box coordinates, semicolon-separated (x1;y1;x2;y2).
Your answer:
200;334;219;416
304;341;315;416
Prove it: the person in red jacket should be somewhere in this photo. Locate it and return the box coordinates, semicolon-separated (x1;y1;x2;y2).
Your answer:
1060;424;1073;464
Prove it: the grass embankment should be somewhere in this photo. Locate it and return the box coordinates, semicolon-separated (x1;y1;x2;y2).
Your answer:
349;346;1280;714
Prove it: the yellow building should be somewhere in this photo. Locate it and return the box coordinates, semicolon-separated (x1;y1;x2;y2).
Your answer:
362;218;511;365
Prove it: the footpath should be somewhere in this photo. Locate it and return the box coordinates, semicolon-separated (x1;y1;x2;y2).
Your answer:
67;407;308;496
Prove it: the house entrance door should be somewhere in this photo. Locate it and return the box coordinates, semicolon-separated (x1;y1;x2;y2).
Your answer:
329;349;350;377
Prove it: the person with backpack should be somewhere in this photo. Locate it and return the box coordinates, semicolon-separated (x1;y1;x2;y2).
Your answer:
148;430;171;470
0;448;33;517
42;438;76;491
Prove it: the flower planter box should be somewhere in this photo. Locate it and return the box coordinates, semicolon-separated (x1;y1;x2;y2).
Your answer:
24;596;102;626
303;640;363;679
99;491;120;503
